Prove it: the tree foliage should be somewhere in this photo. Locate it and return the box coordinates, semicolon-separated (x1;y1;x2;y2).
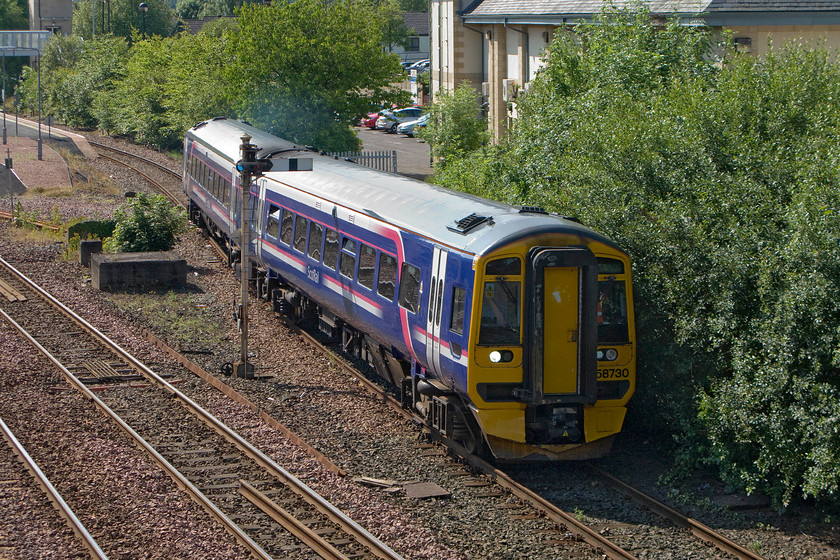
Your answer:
418;81;489;166
73;0;175;40
226;0;409;151
104;193;187;252
433;7;840;510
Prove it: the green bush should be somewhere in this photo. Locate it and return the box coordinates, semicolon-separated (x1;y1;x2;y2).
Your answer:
434;7;840;509
104;193;187;253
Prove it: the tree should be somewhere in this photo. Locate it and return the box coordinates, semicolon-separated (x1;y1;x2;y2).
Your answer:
376;0;411;52
431;6;840;510
0;0;34;94
418;81;489;166
73;0;175;40
104;193;187;252
225;0;409;151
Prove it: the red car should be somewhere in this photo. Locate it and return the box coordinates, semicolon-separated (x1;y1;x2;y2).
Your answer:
359;112;381;128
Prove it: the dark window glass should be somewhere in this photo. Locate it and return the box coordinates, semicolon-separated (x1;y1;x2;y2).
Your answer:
478;279;520;345
597;257;625;275
340;238;357;279
450;286;466;335
266;205;280;238
358;244;376;290
435;278;444;326
293;215;308;253
223;179;230;205
407;37;420;51
308;222;323;261
377;253;397;300
323;229;339;269
598;278;629;343
398;263;421;313
280;209;294;246
486;257;521;276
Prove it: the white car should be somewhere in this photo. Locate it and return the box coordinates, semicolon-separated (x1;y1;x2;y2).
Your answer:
396;114;429;137
375;107;423;133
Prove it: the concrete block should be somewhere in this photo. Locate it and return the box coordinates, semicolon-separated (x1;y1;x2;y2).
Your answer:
79;239;103;267
91;252;187;291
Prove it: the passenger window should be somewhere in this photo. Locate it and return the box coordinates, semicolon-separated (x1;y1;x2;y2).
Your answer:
450;286;466;335
398;263;421;314
223;179;230;204
266;205;280;238
280;209;294;246
340;238;357;279
358;244;376;290
377;253;397;300
308;222;323;261
323;229;339;269
293;215;308;253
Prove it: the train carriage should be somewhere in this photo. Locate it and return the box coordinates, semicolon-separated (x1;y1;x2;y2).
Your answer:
184;118;636;461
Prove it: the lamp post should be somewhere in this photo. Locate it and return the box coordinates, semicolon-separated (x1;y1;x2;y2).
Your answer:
139;2;148;39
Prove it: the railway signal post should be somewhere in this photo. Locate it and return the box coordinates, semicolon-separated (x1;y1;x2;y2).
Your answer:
234;135;256;379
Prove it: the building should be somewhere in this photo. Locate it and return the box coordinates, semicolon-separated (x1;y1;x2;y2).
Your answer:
392;11;431;65
430;0;840;140
29;0;72;35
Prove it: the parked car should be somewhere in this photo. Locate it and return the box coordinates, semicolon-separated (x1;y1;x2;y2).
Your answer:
358;112;381;128
407;59;430;72
375;107;423;132
396;113;429;137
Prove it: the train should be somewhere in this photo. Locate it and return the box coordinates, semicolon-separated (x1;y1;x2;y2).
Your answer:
183;117;636;461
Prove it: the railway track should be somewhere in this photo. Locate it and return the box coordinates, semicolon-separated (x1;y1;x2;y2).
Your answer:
0;415;107;559
89;140;185;207
0;255;404;560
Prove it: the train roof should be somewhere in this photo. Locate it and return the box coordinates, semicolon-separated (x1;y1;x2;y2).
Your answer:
187;118;621;257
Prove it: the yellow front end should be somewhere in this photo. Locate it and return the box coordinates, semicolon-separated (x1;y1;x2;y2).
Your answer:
466;236;635;461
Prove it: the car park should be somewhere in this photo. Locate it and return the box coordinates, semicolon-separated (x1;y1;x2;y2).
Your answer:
375;107;423;132
396;113;429;137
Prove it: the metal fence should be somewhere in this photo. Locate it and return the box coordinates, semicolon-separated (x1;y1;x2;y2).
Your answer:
327;150;397;174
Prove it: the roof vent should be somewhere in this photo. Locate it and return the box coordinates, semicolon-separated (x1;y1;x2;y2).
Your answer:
447;213;491;234
518;205;548;214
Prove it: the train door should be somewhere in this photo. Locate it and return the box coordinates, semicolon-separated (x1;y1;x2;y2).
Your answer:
425;246;448;375
527;247;598;404
254;181;266;261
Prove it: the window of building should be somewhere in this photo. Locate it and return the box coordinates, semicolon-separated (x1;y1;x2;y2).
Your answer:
407;37;420;52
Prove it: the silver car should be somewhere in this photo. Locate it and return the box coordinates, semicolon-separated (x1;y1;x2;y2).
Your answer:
396;114;429;137
375;107;423;133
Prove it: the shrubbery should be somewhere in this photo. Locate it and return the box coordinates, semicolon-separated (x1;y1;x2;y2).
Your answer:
104;193;187;252
433;8;840;509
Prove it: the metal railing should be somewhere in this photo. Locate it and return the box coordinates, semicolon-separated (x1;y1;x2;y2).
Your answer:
327;149;397;174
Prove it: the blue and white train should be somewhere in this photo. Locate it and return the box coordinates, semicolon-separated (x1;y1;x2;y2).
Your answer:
183;117;636;461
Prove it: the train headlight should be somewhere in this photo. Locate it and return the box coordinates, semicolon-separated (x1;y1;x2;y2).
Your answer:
597;348;619;361
489;350;514;363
